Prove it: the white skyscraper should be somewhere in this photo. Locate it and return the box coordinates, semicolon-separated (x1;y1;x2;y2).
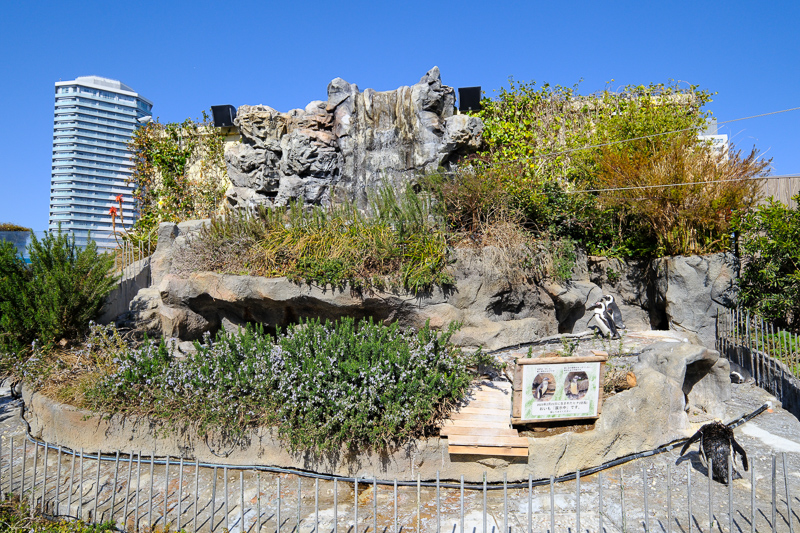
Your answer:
49;76;153;249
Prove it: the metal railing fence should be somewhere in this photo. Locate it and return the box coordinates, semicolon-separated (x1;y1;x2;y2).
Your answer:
717;307;800;420
0;421;793;533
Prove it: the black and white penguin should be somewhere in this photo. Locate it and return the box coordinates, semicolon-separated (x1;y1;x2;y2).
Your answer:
729;362;752;384
601;294;626;330
587;299;619;339
679;421;749;484
535;377;550;399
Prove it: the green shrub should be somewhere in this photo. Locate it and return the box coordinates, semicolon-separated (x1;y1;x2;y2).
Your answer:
734;195;800;331
0;495;115;533
0;230;117;357
88;318;476;451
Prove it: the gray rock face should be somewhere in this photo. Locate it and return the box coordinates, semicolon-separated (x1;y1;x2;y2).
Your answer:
652;254;739;348
225;67;484;209
637;341;731;418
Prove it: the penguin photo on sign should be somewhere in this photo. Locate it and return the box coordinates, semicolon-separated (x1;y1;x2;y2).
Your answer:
601;294;626;330
564;372;588;400
679;421;749;484
532;373;555;401
587;299;619;339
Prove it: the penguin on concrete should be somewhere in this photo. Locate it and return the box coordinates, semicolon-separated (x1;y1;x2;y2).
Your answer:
601;294;626;330
729;362;752;384
535;377;550;400
587;299;619;339
679;421;748;484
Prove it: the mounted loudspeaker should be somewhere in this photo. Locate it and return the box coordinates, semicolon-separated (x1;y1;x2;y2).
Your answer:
458;87;481;112
211;105;237;128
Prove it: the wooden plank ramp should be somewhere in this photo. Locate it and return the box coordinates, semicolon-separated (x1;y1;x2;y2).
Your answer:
440;381;528;458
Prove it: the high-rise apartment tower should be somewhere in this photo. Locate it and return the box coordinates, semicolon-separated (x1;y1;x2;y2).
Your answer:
49;76;153;249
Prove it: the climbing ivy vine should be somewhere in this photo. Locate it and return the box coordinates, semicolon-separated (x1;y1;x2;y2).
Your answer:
127;111;228;250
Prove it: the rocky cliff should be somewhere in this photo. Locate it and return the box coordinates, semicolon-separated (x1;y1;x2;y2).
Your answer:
225;67;483;209
113;221;738;350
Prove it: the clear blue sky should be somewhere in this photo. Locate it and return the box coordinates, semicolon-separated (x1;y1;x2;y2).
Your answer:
1;0;798;231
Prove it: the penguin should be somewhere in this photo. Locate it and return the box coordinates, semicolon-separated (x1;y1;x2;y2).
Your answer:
729;362;751;384
601;294;626;330
587;299;619;339
568;375;580;398
679;421;749;484
535;377;549;399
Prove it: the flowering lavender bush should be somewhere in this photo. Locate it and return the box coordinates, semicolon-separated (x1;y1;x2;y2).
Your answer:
88;318;475;451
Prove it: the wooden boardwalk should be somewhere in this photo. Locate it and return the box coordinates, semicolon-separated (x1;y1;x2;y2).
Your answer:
440;380;529;457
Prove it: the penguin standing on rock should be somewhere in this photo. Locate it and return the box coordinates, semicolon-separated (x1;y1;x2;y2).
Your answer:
587;299;619;339
679;421;749;484
601;294;626;330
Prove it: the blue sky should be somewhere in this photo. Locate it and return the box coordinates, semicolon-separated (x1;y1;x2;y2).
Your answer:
1;0;798;231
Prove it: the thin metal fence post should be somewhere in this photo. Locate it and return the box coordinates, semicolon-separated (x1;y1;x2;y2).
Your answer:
667;463;672;533
123;452;133;529
436;471;441;533
297;476;301;533
256;472;261;533
642;464;648;532
41;443;48;513
225;465;229;533
0;433;4;500
751;463;756;533
135;452;142;531
355;477;359;533
68;448;75;518
417;475;422;533
598;471;603;533
687;461;691;533
528;474;533;533
177;457;184;532
111;450;119;523
374;477;378;533
79;447;85;520
315;477;319;533
483;474;487;533
9;437;14;498
163;455;169;527
333;477;336;533
31;442;38;510
460;475;464;533
621;465;626;533
194;461;200;532
148;453;154;530
277;475;281;533
708;458;713;531
21;439;27;502
93;451;101;522
785;452;794;533
55;446;62;516
240;470;245;533
550;475;555;533
576;469;581;533
773;455;777;533
395;478;400;533
211;466;218;533
729;456;733;533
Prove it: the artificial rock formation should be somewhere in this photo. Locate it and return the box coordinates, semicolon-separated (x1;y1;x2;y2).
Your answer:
114;221;738;351
225;67;484;209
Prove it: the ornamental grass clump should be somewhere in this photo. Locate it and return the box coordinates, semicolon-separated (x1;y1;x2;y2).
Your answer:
88;318;475;451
